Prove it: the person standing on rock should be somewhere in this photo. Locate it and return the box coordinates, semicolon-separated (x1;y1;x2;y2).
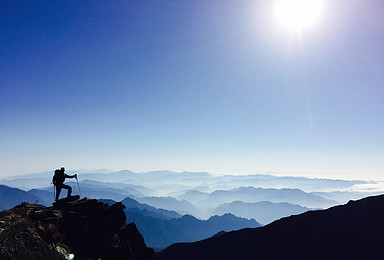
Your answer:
53;167;77;201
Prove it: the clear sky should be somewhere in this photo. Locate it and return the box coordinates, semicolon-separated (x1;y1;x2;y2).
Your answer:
1;0;383;180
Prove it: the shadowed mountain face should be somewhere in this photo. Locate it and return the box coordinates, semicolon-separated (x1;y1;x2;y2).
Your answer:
158;194;384;260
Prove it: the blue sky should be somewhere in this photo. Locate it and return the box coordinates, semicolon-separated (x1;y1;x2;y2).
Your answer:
1;0;383;179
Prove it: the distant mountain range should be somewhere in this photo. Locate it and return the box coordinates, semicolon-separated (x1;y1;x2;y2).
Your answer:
0;169;368;194
128;186;334;221
27;179;151;203
212;200;310;225
135;196;198;216
158;194;384;260
121;197;181;220
194;186;336;210
124;209;260;250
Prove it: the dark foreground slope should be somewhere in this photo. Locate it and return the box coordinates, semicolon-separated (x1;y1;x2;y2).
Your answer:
0;198;156;260
159;194;384;260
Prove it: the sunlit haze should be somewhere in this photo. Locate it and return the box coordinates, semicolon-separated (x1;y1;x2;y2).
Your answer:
274;0;324;32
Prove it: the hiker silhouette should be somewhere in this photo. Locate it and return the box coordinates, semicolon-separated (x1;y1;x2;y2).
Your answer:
53;167;77;201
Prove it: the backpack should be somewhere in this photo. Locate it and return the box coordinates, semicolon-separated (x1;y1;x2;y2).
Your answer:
52;169;65;185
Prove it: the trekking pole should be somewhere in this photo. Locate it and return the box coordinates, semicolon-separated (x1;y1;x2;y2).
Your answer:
75;175;82;198
53;184;55;202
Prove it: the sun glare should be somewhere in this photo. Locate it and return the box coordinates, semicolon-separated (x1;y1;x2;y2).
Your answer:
274;0;323;32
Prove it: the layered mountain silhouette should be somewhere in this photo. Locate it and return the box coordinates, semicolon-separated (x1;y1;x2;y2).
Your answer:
135;196;198;216
121;197;181;220
0;198;155;259
102;197;261;249
196;187;337;209
128;211;260;250
159;194;384;260
0;184;45;210
1;170;366;195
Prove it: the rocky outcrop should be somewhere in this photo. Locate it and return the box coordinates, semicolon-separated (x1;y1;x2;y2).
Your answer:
0;197;156;260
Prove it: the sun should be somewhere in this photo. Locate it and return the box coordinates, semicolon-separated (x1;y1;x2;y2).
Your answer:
274;0;324;32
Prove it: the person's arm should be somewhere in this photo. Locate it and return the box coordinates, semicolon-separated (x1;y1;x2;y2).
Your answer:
64;173;77;179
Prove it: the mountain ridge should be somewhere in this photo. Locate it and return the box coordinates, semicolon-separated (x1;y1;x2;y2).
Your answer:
212;200;310;224
0;184;45;210
159;194;384;260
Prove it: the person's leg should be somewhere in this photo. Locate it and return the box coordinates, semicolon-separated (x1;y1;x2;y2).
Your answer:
55;185;62;201
62;184;72;197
